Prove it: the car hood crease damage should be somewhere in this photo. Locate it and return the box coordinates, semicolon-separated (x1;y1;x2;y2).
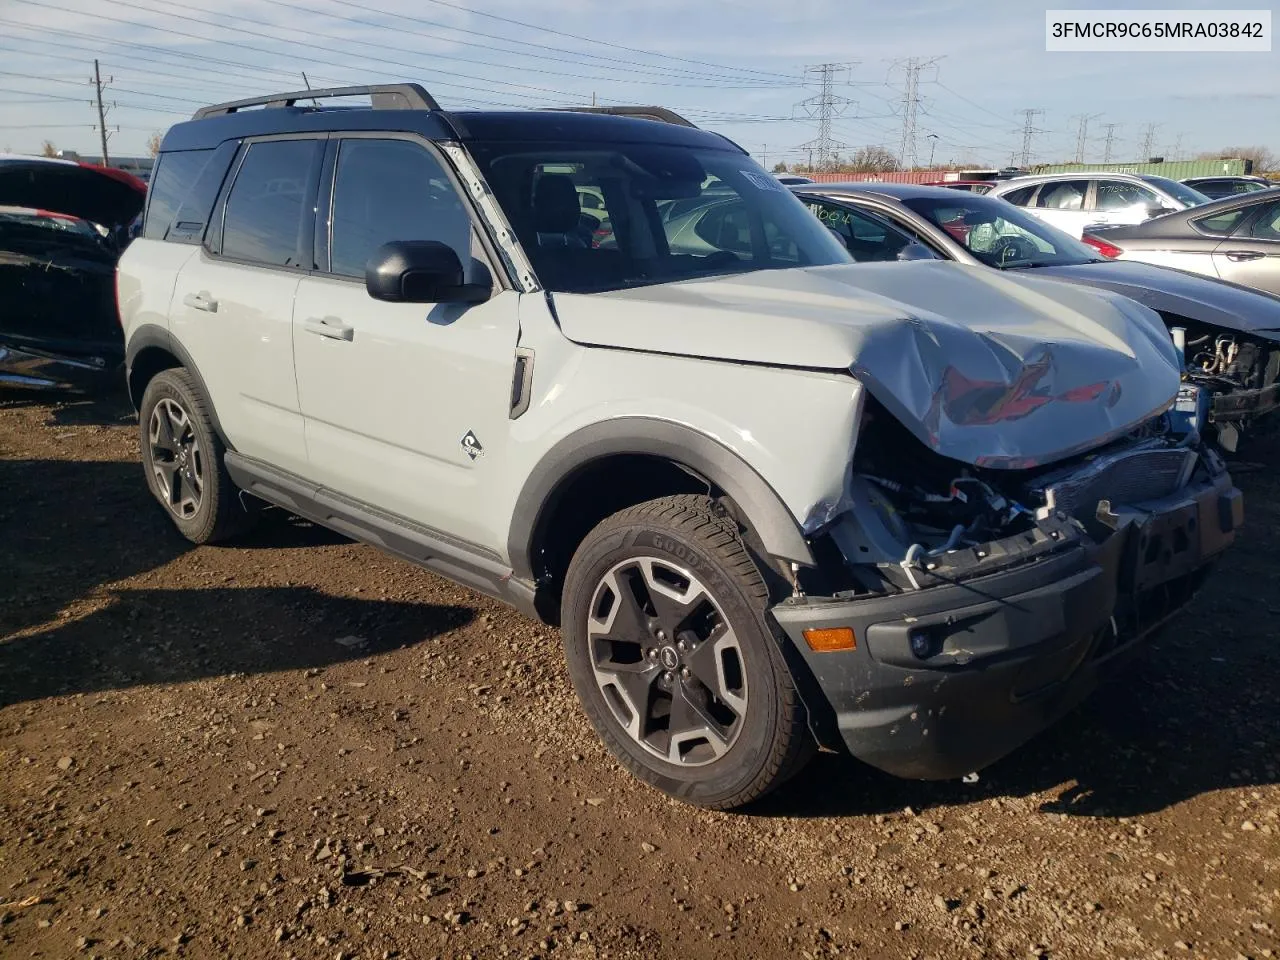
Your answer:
550;261;1182;469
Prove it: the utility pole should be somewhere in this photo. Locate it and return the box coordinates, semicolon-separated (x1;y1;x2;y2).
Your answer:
1170;131;1185;161
1139;122;1161;159
794;62;855;172
760;143;768;168
1017;108;1045;166
1071;112;1102;164
1101;122;1121;162
890;57;943;169
926;133;938;168
92;59;110;165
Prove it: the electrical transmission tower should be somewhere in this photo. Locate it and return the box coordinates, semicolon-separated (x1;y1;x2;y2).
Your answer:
793;62;856;172
1101;123;1121;162
1139;122;1161;159
1017;108;1045;166
889;57;942;169
1071;113;1102;164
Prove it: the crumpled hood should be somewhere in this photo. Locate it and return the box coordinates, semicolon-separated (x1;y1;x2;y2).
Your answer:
550;261;1181;469
1034;259;1280;342
0;156;145;229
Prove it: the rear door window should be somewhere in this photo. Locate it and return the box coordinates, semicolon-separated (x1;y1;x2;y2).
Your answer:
1035;180;1088;210
1094;179;1160;212
1246;201;1280;241
1192;207;1249;236
221;139;322;268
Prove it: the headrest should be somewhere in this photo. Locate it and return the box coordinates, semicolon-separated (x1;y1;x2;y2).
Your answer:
533;174;582;233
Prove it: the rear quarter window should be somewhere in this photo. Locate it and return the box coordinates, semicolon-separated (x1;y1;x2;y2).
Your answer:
144;149;213;240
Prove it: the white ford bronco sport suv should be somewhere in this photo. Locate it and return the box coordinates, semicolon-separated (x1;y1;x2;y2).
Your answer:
119;84;1242;809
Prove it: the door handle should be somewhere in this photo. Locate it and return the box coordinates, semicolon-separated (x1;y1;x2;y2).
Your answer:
304;316;354;341
1224;250;1266;262
182;292;218;313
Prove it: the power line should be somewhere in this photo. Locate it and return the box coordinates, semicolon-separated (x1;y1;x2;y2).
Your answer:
1071;112;1102;164
137;0;790;90
1139;122;1161;159
1017;108;1045;165
890;57;943;169
9;0;577;105
794;62;855;170
410;0;799;83
1101;122;1122;162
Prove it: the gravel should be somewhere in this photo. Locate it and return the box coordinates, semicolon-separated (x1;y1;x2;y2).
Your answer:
1;389;1278;959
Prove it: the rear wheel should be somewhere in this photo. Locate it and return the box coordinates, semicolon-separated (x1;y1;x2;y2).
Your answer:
139;368;253;544
561;495;812;809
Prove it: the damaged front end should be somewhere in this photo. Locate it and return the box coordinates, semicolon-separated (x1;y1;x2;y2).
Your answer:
1169;322;1280;453
772;398;1241;780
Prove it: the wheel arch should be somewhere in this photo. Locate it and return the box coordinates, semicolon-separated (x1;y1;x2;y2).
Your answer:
508;418;814;610
126;324;231;448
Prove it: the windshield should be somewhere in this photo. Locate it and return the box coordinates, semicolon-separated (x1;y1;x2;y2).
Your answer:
1140;175;1210;208
468;141;850;293
902;194;1101;268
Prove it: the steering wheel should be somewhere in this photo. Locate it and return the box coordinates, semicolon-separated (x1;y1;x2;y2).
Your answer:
989;235;1036;265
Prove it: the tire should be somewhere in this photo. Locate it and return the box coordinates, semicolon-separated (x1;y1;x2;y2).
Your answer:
561;494;813;809
138;368;254;544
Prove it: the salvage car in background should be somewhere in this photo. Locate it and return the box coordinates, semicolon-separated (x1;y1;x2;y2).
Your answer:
0;154;145;390
1181;175;1275;200
986;172;1209;237
795;181;1280;451
1084;189;1280;301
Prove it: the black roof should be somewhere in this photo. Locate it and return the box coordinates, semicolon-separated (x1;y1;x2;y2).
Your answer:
162;106;739;154
789;181;969;202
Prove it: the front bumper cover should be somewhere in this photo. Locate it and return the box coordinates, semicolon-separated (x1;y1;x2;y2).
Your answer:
771;469;1242;780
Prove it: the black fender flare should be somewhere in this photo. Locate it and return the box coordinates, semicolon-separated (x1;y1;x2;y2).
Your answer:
125;323;232;448
507;417;815;581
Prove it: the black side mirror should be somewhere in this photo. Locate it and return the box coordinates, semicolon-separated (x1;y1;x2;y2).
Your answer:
1146;204;1173;218
365;240;490;304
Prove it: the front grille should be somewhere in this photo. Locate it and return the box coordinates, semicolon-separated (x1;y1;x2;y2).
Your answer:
1033;446;1197;521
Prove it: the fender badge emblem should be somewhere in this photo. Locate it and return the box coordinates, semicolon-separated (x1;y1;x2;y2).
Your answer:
461;431;484;460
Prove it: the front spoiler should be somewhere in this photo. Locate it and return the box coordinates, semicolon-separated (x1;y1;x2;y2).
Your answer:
771;469;1241;780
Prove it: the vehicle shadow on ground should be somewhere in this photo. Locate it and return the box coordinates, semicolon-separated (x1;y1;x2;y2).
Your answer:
0;458;189;638
0;459;355;642
0;386;135;427
0;585;473;709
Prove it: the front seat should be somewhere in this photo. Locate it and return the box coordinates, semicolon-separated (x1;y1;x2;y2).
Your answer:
534;175;588;248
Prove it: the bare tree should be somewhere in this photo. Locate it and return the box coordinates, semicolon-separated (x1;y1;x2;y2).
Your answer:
146;131;164;157
40;140;58;158
843;145;900;173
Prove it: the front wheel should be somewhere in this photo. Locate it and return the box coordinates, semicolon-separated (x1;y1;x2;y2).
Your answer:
561;495;812;809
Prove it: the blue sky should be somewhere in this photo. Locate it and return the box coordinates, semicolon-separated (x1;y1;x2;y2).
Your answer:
0;0;1275;166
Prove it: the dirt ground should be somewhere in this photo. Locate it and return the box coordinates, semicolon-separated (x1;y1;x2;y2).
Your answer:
0;388;1277;960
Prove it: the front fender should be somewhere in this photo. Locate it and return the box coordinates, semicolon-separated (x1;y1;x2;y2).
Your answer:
507;417;819;581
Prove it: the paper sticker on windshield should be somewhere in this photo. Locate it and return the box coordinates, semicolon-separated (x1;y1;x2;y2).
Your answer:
742;171;784;192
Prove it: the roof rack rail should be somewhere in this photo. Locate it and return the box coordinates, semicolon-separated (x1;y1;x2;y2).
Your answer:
193;83;439;120
551;105;699;128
